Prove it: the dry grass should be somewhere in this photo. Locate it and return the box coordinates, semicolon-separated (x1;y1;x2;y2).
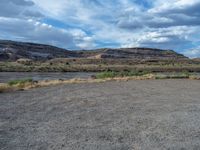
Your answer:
189;75;200;80
0;73;158;93
0;78;108;93
0;76;150;93
0;84;10;93
0;73;199;93
1;60;200;72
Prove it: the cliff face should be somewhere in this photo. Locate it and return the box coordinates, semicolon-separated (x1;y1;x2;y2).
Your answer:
79;48;187;60
0;40;188;61
0;40;77;61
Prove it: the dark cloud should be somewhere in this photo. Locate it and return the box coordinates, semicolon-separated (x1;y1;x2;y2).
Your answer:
118;1;200;30
23;10;44;18
155;1;200;17
0;0;43;19
2;0;34;6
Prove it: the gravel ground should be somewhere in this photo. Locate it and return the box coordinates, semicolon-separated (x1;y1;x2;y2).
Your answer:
0;80;200;150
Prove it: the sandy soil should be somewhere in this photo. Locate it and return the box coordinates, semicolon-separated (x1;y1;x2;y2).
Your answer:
0;80;200;150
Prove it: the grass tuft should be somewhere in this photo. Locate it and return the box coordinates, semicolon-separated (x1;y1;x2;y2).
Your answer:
0;85;9;93
8;78;33;86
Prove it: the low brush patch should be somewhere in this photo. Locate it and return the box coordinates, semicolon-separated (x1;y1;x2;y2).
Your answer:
8;78;33;86
95;70;151;79
155;72;190;79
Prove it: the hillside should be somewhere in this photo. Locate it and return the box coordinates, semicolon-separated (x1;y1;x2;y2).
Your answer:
0;40;77;61
77;48;187;60
0;40;188;61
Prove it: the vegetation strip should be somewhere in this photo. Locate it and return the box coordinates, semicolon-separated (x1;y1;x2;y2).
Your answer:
1;60;200;72
0;71;200;93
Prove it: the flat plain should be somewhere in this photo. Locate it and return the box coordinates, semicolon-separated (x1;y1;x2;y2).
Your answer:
1;80;200;150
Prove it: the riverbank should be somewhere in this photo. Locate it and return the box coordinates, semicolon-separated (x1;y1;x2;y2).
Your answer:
0;72;95;83
1;60;200;72
1;72;200;93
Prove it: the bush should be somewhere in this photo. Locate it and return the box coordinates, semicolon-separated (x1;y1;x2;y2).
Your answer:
155;72;190;79
8;78;33;86
96;71;117;79
16;59;33;65
95;70;151;79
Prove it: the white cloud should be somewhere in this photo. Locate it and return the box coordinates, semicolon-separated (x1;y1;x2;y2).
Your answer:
150;0;199;13
0;0;200;57
0;0;43;19
183;48;200;58
0;17;95;49
68;29;96;49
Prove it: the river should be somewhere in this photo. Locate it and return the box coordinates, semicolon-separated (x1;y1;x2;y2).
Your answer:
0;72;96;83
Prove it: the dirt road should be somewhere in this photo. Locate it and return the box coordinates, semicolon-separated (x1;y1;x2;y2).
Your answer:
1;80;200;150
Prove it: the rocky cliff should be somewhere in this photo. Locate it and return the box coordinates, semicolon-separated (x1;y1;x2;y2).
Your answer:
0;40;188;61
0;40;77;61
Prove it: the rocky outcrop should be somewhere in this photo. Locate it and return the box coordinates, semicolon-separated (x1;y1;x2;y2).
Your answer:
0;40;188;61
0;40;77;61
81;48;187;60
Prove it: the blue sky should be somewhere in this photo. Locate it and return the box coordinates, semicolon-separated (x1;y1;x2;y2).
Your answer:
0;0;200;57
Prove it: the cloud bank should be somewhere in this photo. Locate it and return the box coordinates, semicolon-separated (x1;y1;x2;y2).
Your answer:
0;0;200;57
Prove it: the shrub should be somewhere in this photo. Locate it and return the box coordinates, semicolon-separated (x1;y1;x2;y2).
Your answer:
16;59;33;65
8;78;33;86
155;72;190;79
96;71;117;79
95;70;151;79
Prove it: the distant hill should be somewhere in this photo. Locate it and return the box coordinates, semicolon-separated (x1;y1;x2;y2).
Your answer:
0;40;188;61
193;58;200;62
0;40;77;61
77;48;188;60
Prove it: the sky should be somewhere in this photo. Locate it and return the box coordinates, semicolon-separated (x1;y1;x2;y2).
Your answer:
0;0;200;58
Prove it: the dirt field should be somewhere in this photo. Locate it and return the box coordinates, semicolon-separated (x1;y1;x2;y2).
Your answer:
1;80;200;150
